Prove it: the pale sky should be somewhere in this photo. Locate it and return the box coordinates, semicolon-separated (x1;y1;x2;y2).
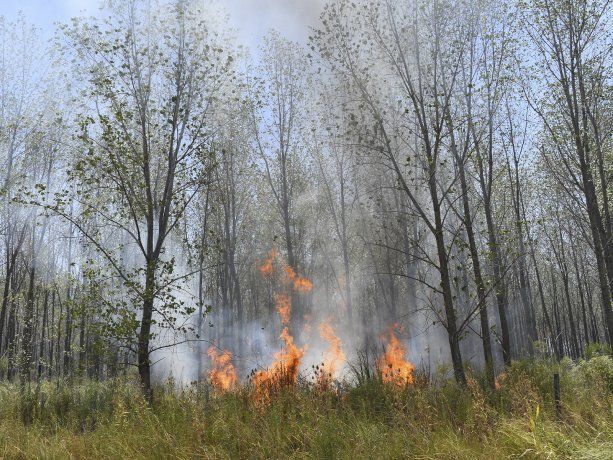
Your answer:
0;0;326;47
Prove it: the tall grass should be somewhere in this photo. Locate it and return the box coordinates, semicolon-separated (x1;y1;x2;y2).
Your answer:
0;355;611;459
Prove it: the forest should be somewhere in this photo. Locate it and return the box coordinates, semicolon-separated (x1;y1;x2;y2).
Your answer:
0;0;612;457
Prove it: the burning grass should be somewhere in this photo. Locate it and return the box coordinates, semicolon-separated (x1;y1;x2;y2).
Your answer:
377;324;415;386
315;322;346;389
213;250;419;403
248;249;313;404
164;251;613;456
250;327;306;405
207;346;238;392
1;355;611;458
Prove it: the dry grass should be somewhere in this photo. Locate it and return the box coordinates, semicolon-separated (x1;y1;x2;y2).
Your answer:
0;355;611;459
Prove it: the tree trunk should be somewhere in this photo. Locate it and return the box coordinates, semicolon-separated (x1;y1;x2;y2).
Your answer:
447;109;495;387
20;263;36;385
138;260;156;403
431;181;466;385
37;289;50;381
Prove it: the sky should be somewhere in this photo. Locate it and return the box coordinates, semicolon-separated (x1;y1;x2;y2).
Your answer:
0;0;326;48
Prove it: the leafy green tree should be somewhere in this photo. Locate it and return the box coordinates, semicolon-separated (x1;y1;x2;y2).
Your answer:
45;0;233;400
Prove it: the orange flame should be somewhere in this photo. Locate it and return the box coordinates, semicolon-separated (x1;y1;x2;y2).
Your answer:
275;293;292;326
258;248;278;277
284;265;313;293
252;326;306;404
207;346;238;392
318;322;346;381
251;249;314;404
377;324;415;386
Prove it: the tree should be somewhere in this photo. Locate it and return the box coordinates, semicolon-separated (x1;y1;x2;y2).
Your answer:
314;0;470;384
522;0;613;347
250;32;311;325
44;0;232;399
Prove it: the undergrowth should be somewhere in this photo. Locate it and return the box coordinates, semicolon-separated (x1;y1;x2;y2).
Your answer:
0;355;611;459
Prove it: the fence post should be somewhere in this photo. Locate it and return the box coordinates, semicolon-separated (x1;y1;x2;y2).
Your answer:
553;372;561;419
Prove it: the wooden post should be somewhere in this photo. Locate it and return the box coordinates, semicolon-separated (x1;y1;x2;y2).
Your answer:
553;373;561;419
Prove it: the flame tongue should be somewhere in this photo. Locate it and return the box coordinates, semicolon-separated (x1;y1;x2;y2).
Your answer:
209;249;351;399
253;327;305;391
252;249;312;404
377;324;415;386
258;248;278;277
318;322;346;383
208;346;238;392
284;265;313;293
275;293;292;326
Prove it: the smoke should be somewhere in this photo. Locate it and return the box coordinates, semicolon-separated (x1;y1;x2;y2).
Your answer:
109;210;474;389
224;0;326;46
4;0;498;389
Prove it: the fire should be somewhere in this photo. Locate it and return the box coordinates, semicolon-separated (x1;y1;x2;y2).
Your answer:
275;293;292;325
377;324;415;386
207;346;238;392
284;265;313;293
258;247;278;277
318;322;346;381
252;326;306;404
252;248;313;404
293;277;313;293
257;248;312;294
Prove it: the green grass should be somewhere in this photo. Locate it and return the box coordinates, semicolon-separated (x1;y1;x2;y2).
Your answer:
0;355;611;459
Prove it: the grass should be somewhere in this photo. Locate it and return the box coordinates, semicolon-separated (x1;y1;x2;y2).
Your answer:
0;355;611;459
